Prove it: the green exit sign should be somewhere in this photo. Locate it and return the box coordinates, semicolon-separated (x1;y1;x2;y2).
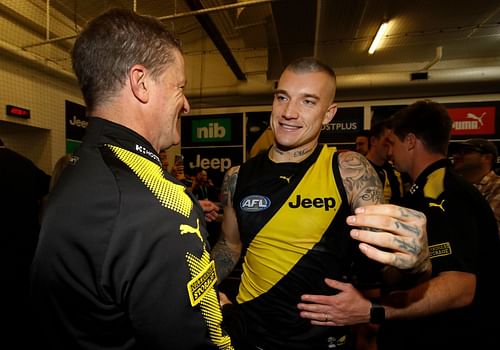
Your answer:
192;118;231;142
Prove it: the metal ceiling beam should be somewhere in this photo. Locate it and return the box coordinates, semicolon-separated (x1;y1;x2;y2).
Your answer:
21;1;276;48
184;0;246;81
0;2;72;52
158;0;274;21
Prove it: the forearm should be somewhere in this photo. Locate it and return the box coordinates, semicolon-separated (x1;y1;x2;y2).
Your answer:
382;257;432;290
211;237;241;284
383;271;476;320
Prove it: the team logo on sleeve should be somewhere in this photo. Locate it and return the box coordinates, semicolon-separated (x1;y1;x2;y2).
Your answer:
240;195;271;212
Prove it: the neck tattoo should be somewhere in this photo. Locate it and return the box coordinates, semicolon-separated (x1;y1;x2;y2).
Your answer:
272;145;312;159
292;148;312;158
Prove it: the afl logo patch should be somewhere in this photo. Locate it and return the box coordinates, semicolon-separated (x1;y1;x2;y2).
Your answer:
240;195;271;212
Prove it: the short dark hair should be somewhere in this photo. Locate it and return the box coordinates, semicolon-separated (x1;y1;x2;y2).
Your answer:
72;8;182;111
356;129;371;139
390;100;452;155
369;119;392;139
283;57;337;100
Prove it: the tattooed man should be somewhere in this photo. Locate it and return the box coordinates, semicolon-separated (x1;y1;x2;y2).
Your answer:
212;57;431;350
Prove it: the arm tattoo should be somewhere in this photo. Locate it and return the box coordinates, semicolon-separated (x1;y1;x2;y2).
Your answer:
220;166;239;207
213;166;241;283
212;237;240;283
339;152;383;209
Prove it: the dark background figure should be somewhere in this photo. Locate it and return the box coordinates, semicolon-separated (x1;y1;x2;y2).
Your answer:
453;138;500;236
0;137;50;346
355;129;370;156
365;119;404;205
191;167;219;202
191;167;221;247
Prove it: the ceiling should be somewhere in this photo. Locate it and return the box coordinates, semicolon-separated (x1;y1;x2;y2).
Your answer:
1;0;500;108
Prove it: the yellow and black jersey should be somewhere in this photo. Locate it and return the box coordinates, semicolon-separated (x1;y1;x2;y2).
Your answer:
369;160;404;205
232;145;375;349
378;159;500;350
31;117;232;350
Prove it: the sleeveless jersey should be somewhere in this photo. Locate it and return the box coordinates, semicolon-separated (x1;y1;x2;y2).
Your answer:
232;145;361;349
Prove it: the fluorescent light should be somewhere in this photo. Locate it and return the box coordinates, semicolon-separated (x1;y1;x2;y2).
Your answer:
368;21;389;55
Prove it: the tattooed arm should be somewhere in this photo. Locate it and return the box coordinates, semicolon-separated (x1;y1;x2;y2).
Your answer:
211;166;243;284
338;151;383;210
338;151;431;275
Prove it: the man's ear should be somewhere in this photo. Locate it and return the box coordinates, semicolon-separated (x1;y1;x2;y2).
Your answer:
129;64;149;103
323;103;338;125
406;133;417;150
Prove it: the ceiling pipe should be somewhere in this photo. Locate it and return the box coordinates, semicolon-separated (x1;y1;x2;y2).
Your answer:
22;0;275;48
158;0;274;21
335;65;500;88
421;46;443;71
0;39;75;82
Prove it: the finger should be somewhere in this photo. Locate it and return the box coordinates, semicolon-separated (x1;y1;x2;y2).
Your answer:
354;204;425;222
323;278;351;291
351;225;424;257
205;211;218;222
354;242;399;266
297;302;324;312
349;205;425;230
300;293;331;304
348;213;423;241
299;311;336;326
350;227;401;249
355;241;421;270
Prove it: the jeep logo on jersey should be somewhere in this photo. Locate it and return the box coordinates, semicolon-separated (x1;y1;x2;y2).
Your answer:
240;195;271;212
288;194;336;211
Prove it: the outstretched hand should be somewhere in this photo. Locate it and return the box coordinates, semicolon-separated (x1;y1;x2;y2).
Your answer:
199;199;220;222
347;204;430;274
298;278;371;326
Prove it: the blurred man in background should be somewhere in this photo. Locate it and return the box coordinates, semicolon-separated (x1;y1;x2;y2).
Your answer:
453;138;500;236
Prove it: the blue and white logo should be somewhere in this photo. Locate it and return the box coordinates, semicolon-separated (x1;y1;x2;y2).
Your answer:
240;195;271;212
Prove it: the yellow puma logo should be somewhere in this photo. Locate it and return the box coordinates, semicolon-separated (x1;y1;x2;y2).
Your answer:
180;219;203;242
280;175;292;183
429;199;445;212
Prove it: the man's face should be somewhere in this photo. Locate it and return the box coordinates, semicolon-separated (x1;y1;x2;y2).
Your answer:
271;69;337;151
151;50;190;150
386;131;409;173
355;136;369;156
371;128;390;160
197;170;208;184
453;149;484;174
